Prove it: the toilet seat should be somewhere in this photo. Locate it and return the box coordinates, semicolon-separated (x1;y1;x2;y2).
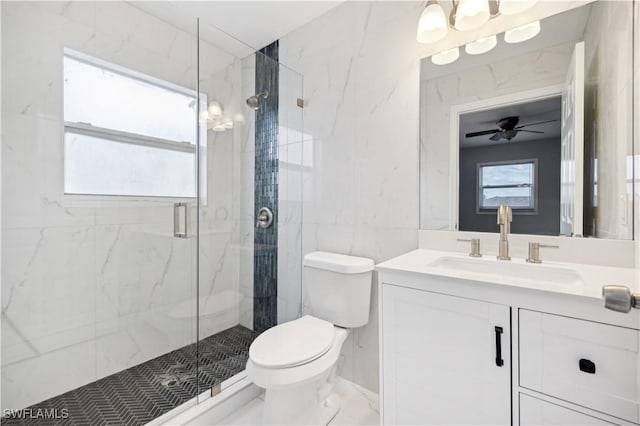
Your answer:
249;315;335;369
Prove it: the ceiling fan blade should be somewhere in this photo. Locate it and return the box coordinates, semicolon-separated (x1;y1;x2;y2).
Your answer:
489;132;503;141
517;130;545;134
516;119;559;129
465;129;501;138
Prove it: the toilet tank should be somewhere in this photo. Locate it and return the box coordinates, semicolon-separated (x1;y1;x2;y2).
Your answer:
303;251;374;328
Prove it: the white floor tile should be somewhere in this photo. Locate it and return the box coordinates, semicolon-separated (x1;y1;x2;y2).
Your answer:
217;377;380;426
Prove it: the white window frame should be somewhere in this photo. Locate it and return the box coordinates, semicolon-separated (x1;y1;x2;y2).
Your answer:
62;48;206;201
476;159;538;214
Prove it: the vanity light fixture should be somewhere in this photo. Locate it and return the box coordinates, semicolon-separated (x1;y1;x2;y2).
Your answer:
454;0;491;31
417;0;448;44
498;0;537;15
431;47;460;65
417;0;541;45
465;35;497;55
504;20;540;43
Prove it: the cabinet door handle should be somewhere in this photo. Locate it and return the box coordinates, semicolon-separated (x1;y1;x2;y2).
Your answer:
494;326;504;367
579;358;596;374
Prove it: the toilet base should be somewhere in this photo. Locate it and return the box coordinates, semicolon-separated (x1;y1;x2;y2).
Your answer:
261;370;340;425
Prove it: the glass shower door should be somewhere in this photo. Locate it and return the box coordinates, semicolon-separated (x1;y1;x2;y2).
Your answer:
1;3;201;423
88;12;202;419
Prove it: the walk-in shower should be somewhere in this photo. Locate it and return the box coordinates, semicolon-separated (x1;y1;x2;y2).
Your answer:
1;2;303;424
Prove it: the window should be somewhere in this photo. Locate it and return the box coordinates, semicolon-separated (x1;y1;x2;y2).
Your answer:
63;49;205;198
477;160;537;211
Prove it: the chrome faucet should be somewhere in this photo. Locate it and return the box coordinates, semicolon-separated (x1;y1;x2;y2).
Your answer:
497;205;512;261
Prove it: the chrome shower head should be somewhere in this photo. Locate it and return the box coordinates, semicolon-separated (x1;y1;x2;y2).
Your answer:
246;90;269;110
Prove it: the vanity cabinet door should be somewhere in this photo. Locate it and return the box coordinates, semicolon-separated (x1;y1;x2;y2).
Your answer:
381;284;511;425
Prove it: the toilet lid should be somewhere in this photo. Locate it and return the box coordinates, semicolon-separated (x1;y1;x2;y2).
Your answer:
249;315;335;369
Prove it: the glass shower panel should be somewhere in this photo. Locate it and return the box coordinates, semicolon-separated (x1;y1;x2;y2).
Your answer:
92;2;200;418
1;2;201;423
194;36;304;395
195;22;261;396
277;62;305;326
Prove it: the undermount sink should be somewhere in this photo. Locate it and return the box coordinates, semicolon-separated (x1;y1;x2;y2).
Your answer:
427;256;583;287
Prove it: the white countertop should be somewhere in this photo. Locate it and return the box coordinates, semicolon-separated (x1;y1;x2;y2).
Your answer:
375;249;638;301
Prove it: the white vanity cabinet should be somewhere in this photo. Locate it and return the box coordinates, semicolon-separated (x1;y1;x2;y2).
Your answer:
377;250;640;426
380;284;512;425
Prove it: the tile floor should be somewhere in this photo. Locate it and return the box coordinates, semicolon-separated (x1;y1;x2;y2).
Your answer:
218;377;380;425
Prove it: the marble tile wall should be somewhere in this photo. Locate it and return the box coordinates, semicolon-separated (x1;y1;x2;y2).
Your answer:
1;1;244;410
279;2;424;393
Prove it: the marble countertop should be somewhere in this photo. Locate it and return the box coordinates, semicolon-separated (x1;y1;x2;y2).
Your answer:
375;249;638;301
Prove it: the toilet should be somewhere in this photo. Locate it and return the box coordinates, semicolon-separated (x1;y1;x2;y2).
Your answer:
246;251;374;425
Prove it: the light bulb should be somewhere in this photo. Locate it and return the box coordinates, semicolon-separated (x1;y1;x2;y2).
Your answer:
465;35;497;55
455;0;490;31
504;20;540;44
499;0;537;15
208;101;222;117
416;1;448;44
431;47;459;65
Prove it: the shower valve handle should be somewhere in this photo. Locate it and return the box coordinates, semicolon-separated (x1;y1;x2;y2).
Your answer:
256;207;274;229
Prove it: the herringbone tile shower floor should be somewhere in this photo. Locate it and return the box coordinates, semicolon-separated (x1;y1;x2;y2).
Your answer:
2;325;259;426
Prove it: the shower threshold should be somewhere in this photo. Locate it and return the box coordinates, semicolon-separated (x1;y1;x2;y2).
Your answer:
1;325;258;426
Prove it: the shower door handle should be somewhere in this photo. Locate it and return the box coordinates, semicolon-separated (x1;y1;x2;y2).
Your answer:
174;202;190;238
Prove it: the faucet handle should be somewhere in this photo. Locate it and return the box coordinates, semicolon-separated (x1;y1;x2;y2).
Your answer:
526;242;559;264
457;238;482;257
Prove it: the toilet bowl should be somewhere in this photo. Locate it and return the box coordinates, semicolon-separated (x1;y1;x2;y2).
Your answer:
246;251;374;425
246;316;349;425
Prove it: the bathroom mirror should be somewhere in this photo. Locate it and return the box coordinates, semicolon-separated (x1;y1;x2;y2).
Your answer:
419;1;635;239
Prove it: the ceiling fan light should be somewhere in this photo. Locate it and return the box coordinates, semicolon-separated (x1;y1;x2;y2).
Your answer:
431;47;460;65
416;0;448;44
504;20;540;43
465;35;497;55
499;0;537;15
455;0;490;31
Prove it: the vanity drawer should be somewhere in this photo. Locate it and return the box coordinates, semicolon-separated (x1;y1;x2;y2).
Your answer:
519;310;640;423
519;394;617;425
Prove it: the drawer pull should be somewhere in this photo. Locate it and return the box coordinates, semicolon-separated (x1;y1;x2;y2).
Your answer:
494;326;504;367
579;358;596;374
